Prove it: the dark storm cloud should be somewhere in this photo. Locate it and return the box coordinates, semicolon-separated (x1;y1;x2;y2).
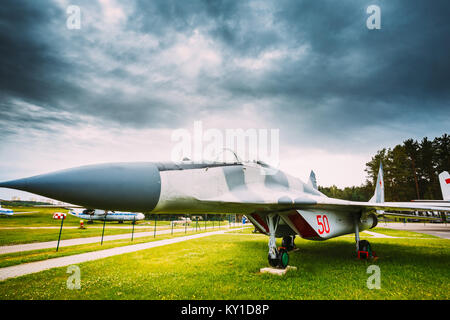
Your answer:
0;0;448;150
0;2;72;106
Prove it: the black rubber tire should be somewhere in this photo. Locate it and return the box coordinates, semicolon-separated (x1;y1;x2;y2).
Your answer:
358;240;371;259
268;253;279;268
359;240;370;252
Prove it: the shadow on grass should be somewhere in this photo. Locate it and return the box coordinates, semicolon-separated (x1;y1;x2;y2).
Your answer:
234;236;449;269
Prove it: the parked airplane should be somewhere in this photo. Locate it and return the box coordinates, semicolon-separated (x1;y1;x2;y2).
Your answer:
0;201;14;216
1;157;449;268
68;208;145;224
410;171;450;205
439;171;450;201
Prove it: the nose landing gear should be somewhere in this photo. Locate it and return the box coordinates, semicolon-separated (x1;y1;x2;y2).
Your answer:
266;214;292;269
268;248;289;268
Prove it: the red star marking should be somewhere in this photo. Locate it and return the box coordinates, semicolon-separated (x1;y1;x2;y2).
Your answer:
446;178;450;184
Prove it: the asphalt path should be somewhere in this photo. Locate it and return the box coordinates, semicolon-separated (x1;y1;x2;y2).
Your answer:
379;222;450;239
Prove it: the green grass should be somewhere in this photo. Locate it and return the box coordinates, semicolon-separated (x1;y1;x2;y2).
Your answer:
0;228;448;300
0;228;241;268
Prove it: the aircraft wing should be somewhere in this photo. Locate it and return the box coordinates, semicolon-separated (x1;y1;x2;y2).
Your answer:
311;198;450;213
194;190;450;214
33;204;83;209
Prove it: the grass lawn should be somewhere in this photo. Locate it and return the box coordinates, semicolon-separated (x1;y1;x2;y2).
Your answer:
0;226;247;268
0;227;448;300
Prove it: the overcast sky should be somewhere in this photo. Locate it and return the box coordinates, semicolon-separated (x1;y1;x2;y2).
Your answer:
0;0;449;200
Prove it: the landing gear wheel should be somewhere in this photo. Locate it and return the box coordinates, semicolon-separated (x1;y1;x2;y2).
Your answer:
267;249;289;269
357;240;373;259
282;236;295;251
268;253;279;268
358;240;370;252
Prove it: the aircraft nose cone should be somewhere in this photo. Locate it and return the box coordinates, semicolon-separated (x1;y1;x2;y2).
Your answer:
0;163;161;212
137;213;145;220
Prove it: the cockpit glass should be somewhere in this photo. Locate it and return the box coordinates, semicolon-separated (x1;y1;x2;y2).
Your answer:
213;148;242;164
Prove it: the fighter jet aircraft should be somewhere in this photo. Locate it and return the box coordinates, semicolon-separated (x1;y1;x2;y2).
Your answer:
0;158;448;268
0;201;14;216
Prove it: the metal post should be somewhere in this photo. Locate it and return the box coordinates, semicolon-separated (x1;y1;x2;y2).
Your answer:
185;215;187;234
171;216;174;235
205;214;207;230
131;215;135;241
56;216;65;252
154;215;157;238
195;216;198;232
101;213;107;245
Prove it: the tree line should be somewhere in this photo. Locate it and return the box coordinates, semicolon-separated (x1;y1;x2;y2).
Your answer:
319;133;449;202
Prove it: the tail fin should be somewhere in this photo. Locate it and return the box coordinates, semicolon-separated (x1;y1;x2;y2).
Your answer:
439;171;450;201
369;163;384;203
307;170;318;190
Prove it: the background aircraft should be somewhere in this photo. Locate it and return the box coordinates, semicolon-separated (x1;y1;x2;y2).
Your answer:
439;171;450;201
68;208;145;224
1;158;449;268
0;201;14;216
410;171;450;205
388;171;450;222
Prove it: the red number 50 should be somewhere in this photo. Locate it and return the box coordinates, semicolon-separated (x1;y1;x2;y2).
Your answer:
316;215;330;234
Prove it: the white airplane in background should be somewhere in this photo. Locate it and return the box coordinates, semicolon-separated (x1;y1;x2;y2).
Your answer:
439;171;450;201
410;171;450;205
1;154;449;269
68;208;145;224
0;201;14;216
395;171;450;222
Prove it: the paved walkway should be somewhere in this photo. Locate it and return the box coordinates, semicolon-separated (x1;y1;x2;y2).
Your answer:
0;229;239;281
362;230;397;238
380;223;450;239
0;224;244;254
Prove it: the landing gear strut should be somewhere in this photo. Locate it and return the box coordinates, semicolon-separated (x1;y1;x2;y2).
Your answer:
266;214;289;269
354;214;376;260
